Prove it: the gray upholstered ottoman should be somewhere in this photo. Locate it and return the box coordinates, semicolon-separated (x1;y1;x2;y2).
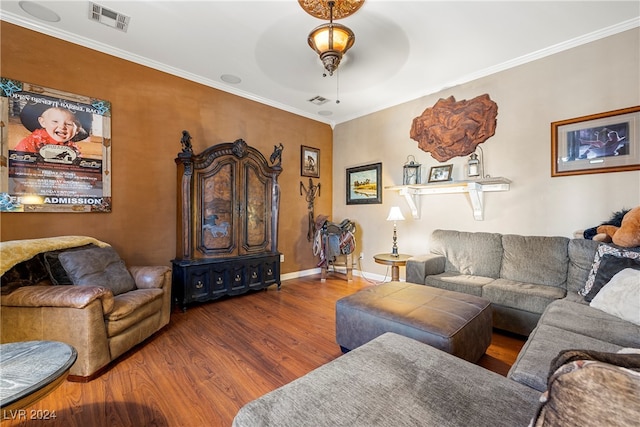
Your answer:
336;281;492;362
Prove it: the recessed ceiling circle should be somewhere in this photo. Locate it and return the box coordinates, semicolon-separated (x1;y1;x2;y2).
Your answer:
19;1;61;22
298;0;364;20
221;74;242;84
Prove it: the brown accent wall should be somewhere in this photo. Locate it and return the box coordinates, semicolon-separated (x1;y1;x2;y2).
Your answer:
0;22;332;273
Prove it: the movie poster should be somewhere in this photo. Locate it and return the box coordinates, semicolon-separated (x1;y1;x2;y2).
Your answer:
0;78;111;212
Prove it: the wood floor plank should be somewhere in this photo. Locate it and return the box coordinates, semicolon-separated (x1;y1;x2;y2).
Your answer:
1;275;525;427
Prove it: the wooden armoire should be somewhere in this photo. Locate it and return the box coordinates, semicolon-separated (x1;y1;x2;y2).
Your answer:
172;136;283;311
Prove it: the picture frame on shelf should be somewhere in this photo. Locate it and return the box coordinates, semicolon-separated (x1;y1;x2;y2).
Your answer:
346;162;382;205
427;164;453;182
301;145;320;178
551;106;640;177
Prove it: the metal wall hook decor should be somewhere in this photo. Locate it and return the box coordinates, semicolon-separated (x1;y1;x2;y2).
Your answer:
300;178;321;241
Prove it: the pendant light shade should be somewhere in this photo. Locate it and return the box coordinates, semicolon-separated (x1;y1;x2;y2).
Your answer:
308;22;355;76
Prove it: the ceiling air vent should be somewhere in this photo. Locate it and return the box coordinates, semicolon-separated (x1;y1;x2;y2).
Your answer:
89;2;130;32
308;96;329;106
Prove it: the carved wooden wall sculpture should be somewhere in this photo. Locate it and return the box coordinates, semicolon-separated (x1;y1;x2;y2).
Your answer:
409;94;498;162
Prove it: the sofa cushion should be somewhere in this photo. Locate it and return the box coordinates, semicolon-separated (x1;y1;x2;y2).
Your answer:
508;323;621;392
566;239;600;295
0;255;49;295
423;272;493;296
590;268;640;326
105;288;164;337
42;244;98;285
580;244;640;298
584;254;640;302
482;279;566;315
530;354;640;427
500;235;569;287
430;230;503;277
58;246;136;296
538;299;640;348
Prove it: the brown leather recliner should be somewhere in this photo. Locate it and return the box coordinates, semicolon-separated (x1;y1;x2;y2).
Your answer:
1;236;171;381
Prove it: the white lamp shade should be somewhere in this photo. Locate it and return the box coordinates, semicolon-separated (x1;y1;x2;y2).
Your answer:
386;206;405;221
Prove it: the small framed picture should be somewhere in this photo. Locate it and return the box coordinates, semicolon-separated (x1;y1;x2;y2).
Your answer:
428;164;453;182
301;145;320;178
346;162;382;205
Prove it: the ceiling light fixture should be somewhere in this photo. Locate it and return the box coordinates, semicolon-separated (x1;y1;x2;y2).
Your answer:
301;0;361;77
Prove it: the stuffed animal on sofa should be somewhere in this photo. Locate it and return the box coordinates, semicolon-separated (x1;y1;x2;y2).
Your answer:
582;208;628;241
597;205;640;248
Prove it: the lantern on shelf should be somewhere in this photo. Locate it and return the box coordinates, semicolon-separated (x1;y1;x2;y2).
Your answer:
467;153;480;178
403;155;421;185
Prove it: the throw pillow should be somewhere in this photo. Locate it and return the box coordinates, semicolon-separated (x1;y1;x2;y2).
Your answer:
58;246;136;296
530;349;640;427
42;244;97;285
589;268;640;326
584;254;640;302
579;244;640;298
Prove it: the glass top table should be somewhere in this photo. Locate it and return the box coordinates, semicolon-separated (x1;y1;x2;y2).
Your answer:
1;340;77;412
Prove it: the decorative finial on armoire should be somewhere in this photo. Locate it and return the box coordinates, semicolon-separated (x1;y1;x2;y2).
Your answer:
180;130;193;154
270;143;284;169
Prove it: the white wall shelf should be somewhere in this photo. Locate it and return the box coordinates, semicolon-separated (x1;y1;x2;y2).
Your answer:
385;177;511;221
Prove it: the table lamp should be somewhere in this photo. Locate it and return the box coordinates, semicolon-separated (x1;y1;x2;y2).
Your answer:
386;206;405;257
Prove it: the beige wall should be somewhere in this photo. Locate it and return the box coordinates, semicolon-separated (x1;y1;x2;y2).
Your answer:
333;28;640;279
0;22;333;274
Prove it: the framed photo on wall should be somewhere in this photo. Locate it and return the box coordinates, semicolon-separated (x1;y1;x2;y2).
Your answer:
301;145;320;178
551;106;640;177
0;77;112;212
428;164;453;182
346;162;382;205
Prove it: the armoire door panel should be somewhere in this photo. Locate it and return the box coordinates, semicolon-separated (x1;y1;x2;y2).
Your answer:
241;161;271;254
197;159;238;256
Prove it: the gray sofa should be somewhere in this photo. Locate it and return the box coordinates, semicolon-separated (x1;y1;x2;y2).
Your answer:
233;230;640;426
406;229;599;335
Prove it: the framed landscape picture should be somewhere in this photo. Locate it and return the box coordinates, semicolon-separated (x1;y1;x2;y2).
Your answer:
551;106;640;177
346;162;382;205
301;145;320;178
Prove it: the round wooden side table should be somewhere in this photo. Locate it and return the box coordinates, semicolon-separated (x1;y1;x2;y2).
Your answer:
373;253;412;281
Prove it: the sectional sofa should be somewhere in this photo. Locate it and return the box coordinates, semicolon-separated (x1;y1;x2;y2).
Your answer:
233;230;640;426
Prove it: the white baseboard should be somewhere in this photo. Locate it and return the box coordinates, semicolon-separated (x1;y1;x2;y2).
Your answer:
281;267;390;283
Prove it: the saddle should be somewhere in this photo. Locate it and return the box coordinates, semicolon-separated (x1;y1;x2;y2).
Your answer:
313;216;356;267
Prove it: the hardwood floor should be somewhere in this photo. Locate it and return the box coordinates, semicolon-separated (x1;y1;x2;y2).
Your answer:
1;275;525;427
